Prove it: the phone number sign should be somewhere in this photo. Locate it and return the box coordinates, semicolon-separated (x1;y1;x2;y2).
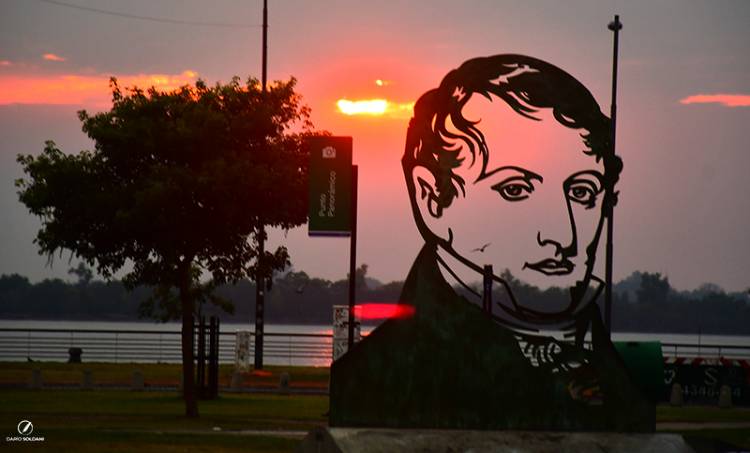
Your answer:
664;364;749;405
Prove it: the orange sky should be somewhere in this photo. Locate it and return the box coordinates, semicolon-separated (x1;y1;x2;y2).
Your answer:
0;70;199;106
1;0;749;293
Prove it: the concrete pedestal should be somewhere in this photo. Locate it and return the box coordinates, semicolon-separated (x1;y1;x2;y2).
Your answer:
296;428;695;453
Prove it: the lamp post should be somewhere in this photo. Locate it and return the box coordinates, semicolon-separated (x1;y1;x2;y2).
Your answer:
604;14;622;337
254;0;269;370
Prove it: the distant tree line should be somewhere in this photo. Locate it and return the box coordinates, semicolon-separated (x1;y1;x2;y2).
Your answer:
473;270;750;335
0;263;400;325
1;265;748;334
610;272;750;335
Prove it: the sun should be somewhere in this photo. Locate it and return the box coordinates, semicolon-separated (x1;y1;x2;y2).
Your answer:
336;98;415;118
337;99;388;116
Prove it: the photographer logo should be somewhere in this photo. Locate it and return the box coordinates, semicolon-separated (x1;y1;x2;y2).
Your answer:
17;420;32;435
6;420;44;443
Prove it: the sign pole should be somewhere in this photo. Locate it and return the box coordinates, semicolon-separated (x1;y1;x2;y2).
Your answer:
347;165;358;350
605;14;622;338
307;136;354;354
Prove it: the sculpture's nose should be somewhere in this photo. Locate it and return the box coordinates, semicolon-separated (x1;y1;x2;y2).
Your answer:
536;197;576;257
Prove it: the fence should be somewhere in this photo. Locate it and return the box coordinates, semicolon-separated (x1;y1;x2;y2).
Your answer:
0;328;748;366
659;342;750;361
0;328;333;366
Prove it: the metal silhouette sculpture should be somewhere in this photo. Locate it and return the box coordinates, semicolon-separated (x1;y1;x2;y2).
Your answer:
405;54;619;366
330;54;654;431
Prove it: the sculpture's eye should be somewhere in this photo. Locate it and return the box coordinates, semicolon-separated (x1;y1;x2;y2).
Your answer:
568;185;595;203
565;171;604;209
492;178;534;202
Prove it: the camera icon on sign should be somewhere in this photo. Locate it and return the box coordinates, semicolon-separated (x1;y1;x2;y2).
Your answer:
322;146;336;159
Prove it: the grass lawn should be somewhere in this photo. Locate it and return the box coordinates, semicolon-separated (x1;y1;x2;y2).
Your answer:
657;404;750;424
0;389;326;452
2;363;750;452
0;361;330;389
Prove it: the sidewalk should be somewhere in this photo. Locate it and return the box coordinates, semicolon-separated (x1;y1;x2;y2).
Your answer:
0;382;328;394
657;421;750;431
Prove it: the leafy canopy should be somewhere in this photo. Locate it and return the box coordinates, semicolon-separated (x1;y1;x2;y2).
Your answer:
17;76;313;303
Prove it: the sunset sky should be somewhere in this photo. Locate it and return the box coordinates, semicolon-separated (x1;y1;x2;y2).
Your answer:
1;0;749;293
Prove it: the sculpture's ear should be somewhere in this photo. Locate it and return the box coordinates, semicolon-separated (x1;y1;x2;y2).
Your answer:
411;166;450;243
412;166;443;219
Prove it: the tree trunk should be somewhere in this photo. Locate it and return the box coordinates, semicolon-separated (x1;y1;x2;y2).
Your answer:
178;260;199;418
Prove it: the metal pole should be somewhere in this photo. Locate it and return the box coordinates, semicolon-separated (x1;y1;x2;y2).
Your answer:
254;232;265;369
254;0;269;370
262;0;267;91
209;317;219;399
197;316;206;396
605;14;622;337
483;265;493;315
348;165;359;350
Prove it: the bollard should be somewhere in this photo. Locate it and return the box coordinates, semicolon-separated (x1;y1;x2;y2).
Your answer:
669;383;683;407
131;370;144;391
718;385;733;408
68;347;83;363
279;372;290;394
30;369;43;389
230;371;243;390
82;369;93;390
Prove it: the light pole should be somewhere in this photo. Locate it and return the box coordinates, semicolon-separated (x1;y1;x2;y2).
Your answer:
605;14;622;337
254;0;269;370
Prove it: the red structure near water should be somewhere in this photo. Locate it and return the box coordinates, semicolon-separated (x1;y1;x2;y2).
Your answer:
354;303;416;320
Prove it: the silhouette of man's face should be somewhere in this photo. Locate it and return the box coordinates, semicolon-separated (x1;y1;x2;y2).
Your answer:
420;95;606;312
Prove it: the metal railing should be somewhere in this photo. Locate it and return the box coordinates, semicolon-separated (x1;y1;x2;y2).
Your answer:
0;328;747;365
0;328;333;366
659;342;750;361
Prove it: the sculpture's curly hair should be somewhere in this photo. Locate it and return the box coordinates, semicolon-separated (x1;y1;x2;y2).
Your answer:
402;54;622;219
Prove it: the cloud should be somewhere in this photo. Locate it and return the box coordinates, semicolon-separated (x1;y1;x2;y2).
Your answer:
0;60;12;67
42;53;66;62
680;94;750;108
0;70;199;106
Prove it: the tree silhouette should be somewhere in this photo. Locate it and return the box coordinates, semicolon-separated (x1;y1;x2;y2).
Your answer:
16;76;315;417
636;272;670;305
68;262;93;287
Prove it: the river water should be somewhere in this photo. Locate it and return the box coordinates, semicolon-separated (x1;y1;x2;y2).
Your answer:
2;320;748;344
